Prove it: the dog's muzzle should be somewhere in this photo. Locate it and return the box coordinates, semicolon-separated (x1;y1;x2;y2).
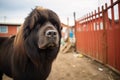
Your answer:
45;30;58;47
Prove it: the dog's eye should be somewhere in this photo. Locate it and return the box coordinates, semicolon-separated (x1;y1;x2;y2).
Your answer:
50;19;58;26
35;24;40;31
39;17;47;25
53;22;59;28
53;24;58;30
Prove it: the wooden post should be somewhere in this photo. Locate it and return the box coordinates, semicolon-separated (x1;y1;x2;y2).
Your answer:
73;12;77;52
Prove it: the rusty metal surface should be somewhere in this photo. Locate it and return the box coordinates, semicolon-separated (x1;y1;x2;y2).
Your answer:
75;0;120;73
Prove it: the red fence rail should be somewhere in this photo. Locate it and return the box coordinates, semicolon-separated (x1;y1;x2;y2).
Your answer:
75;0;120;73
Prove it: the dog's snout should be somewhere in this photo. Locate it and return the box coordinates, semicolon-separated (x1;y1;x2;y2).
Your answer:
45;30;57;37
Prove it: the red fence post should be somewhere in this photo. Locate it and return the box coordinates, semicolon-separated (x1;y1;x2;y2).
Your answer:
111;0;116;68
97;7;101;61
116;0;120;72
94;10;97;59
119;0;120;22
102;5;107;64
105;3;109;64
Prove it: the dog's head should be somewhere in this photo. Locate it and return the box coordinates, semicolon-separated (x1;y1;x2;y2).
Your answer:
23;7;61;49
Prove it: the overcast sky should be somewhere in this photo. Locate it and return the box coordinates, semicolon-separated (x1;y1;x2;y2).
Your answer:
0;0;112;26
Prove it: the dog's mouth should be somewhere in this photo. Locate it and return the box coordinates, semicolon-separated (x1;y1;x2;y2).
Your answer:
47;42;58;48
38;41;58;49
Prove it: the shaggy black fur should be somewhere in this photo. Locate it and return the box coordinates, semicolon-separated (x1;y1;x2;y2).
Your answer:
0;7;61;80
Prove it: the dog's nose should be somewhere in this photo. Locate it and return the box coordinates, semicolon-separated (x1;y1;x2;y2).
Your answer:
45;30;57;38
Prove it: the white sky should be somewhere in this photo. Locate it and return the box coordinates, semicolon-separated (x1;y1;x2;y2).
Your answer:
0;0;111;26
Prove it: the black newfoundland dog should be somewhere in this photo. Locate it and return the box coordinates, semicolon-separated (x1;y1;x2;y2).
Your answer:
0;6;61;80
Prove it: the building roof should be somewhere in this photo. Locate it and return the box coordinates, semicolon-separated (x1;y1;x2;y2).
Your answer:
0;22;21;26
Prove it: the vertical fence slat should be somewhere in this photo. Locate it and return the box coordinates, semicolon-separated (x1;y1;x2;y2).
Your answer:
102;5;107;64
115;0;120;72
111;0;116;68
119;0;120;22
105;3;109;65
91;11;94;57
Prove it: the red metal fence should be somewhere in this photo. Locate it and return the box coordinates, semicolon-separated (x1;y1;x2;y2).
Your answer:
75;0;120;73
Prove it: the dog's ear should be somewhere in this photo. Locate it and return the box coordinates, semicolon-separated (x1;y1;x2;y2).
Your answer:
22;9;39;39
29;15;36;29
24;9;38;30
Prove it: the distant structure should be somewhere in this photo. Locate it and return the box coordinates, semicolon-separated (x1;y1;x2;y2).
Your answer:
60;23;75;53
0;23;21;37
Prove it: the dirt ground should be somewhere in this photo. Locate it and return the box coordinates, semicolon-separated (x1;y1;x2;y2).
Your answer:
2;52;120;80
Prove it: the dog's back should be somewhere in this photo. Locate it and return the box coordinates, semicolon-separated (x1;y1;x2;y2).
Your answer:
0;36;16;79
0;36;15;46
0;37;8;45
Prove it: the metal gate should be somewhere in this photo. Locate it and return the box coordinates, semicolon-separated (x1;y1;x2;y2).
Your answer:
75;0;120;73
